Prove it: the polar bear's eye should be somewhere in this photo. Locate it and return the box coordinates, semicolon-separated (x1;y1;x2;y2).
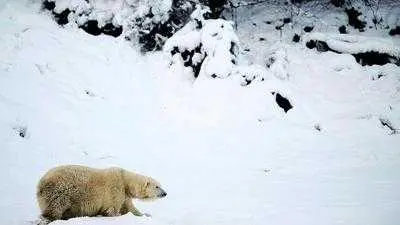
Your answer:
155;186;159;189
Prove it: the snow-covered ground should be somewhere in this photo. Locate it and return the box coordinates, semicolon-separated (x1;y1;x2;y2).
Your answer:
1;1;400;225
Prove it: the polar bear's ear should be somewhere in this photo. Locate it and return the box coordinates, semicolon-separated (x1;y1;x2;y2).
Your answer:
145;180;151;187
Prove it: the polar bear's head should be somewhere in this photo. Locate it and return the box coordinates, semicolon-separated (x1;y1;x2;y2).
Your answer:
124;171;167;200
140;178;167;200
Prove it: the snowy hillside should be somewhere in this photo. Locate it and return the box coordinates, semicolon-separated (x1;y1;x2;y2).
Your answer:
1;1;400;225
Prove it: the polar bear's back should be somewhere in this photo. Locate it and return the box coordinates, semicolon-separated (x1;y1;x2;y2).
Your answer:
37;165;125;219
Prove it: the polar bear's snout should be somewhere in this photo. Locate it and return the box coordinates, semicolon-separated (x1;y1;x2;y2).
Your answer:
158;187;167;198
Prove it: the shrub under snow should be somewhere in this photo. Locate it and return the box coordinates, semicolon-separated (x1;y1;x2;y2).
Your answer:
42;0;202;51
44;0;172;27
164;6;239;80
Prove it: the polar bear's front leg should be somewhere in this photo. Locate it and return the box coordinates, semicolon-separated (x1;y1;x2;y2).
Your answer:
121;200;143;216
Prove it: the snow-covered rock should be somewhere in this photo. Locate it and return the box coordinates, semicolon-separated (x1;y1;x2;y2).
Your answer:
304;32;400;57
266;47;290;80
304;32;400;66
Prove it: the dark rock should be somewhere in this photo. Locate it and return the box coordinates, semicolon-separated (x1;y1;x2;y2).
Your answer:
330;0;344;7
42;0;55;11
315;41;330;52
306;40;316;49
146;8;154;18
353;52;396;66
101;23;123;37
195;19;203;29
338;25;347;34
292;34;300;42
80;21;123;37
230;41;237;56
274;93;293;113
171;46;180;55
206;0;227;19
283;18;291;24
373;73;385;80
306;40;340;53
181;50;191;61
275;24;284;30
389;26;400;36
345;7;366;31
80;20;102;36
303;26;314;32
54;9;71;25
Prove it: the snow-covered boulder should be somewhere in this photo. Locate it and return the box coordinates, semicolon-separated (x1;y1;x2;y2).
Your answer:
233;64;273;86
265;48;290;80
304;32;400;66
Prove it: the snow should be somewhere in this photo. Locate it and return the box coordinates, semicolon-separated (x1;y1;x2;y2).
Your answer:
1;1;400;225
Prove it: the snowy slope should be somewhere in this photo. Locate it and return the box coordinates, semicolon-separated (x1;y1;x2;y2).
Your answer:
1;1;400;225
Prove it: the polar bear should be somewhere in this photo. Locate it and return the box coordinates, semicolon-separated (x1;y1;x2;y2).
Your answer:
36;165;166;224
